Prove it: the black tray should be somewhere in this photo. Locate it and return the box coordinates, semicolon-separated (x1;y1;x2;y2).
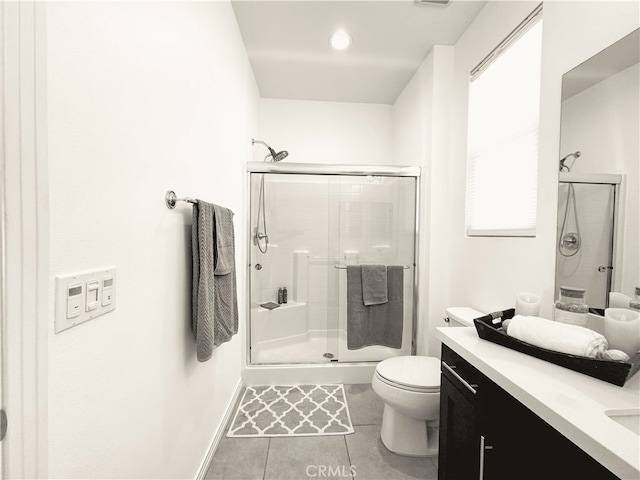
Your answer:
473;308;640;387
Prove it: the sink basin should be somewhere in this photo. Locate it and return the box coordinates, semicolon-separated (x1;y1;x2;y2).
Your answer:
605;408;640;435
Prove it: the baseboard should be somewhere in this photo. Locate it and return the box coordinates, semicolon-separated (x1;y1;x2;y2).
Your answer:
195;378;244;480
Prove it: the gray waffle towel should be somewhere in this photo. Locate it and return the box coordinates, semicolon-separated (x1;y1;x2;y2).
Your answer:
347;265;403;350
191;201;238;362
192;201;215;362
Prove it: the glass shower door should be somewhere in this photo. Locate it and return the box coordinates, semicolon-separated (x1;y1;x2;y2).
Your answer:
249;173;334;364
248;167;418;365
334;175;417;362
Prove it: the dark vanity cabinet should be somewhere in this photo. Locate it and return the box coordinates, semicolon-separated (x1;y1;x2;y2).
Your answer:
438;347;483;479
438;344;619;480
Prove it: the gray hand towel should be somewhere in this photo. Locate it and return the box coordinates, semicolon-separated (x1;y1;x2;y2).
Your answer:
361;265;388;306
347;265;403;350
191;201;216;362
191;201;239;362
212;204;239;347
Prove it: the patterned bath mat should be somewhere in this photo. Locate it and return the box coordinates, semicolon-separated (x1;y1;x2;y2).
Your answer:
227;384;354;437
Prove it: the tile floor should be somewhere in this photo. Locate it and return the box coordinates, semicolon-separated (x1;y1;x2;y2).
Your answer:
205;384;438;480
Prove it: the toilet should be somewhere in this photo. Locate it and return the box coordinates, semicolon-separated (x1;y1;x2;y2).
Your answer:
371;307;484;456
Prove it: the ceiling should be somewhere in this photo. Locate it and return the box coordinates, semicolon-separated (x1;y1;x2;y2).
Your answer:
231;0;488;104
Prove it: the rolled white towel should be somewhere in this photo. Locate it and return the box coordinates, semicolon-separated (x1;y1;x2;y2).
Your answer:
506;315;608;358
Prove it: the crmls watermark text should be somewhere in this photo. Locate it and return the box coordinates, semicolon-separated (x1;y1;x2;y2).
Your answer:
305;464;357;478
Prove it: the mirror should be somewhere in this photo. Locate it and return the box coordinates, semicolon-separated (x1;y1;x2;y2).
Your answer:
555;29;639;314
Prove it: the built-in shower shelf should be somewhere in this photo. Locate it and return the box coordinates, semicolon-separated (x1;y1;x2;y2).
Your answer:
255;301;307;313
251;300;309;347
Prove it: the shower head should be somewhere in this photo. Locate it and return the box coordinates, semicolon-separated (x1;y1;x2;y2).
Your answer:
559;151;581;172
271;149;288;162
252;138;288;162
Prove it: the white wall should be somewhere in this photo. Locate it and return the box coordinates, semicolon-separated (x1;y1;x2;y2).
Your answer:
45;2;258;478
392;1;545;357
257;98;393;164
391;45;455;355
443;1;550;329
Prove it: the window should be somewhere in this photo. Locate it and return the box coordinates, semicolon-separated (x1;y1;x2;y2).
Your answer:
466;5;543;237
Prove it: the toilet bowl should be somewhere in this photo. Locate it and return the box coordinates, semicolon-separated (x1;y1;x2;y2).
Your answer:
371;307;484;457
372;356;441;456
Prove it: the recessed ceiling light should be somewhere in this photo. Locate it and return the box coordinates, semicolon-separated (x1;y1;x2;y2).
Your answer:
330;31;352;51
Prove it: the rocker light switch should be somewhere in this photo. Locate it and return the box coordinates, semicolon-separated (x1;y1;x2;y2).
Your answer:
86;281;100;311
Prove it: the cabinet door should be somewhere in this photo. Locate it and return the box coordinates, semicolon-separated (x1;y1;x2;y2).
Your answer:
438;373;480;480
483;384;619;480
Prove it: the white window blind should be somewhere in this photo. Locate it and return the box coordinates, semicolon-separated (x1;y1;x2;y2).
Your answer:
466;8;543;237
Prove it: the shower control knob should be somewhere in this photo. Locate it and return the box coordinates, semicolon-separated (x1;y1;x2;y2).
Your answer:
561;233;580;250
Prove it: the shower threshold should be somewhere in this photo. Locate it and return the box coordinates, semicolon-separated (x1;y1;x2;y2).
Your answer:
242;361;377;386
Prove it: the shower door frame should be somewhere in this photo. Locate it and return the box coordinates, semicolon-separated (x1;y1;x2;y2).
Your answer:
556;172;621;311
245;162;422;367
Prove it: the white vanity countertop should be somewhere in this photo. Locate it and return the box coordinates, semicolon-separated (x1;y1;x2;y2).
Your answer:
436;326;640;480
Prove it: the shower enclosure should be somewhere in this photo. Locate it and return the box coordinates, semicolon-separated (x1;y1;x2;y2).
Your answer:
555;172;620;311
247;163;419;366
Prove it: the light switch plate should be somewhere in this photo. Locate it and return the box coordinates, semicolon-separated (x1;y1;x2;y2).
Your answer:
55;266;116;333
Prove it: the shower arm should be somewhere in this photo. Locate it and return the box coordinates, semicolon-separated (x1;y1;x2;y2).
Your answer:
252;138;277;159
252;139;270;149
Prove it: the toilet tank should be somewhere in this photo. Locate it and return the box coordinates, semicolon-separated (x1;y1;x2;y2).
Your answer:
445;307;484;327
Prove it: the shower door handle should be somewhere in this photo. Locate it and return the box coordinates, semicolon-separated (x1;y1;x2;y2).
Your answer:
598;266;613;273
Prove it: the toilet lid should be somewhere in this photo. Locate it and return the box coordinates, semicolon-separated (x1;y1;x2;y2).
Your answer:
376;356;441;390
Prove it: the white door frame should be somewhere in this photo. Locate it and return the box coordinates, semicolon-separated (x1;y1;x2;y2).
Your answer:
1;4;5;474
2;1;49;477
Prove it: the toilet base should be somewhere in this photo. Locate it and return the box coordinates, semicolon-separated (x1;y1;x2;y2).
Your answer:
380;404;438;457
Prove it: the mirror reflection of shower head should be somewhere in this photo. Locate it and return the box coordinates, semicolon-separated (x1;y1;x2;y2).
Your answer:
252;138;289;162
559;151;581;172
